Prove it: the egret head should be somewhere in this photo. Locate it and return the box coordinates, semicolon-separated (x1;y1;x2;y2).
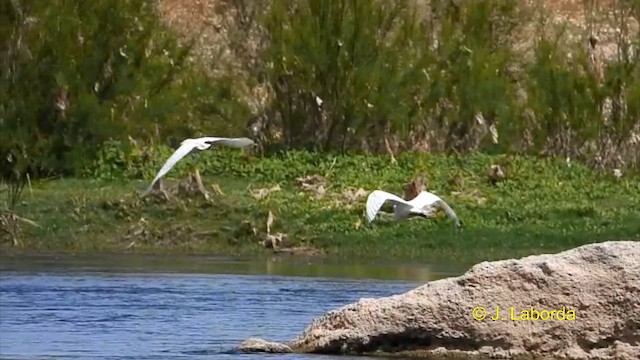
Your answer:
454;219;463;232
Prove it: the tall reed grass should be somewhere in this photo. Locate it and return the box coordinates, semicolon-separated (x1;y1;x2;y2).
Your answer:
260;0;640;168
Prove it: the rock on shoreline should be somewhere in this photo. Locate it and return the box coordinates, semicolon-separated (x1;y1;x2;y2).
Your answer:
238;241;640;359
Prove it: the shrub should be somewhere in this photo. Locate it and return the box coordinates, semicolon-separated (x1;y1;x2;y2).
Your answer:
0;0;250;184
263;0;431;150
259;0;640;168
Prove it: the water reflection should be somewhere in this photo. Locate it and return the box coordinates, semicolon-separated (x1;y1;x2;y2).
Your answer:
0;253;469;281
0;253;469;359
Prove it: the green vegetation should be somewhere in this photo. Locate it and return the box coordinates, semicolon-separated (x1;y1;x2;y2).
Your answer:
262;0;640;164
2;0;639;261
3;150;638;263
2;0;639;184
1;0;248;202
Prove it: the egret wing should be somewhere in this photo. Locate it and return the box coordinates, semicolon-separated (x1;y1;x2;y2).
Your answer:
415;191;461;226
410;191;442;210
198;137;255;148
145;141;199;193
365;190;413;222
435;199;460;223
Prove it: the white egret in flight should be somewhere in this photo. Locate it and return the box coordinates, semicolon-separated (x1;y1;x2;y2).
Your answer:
144;137;255;194
365;190;461;229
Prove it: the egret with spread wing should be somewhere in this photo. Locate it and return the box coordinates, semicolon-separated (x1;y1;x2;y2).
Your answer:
365;190;461;229
144;137;255;194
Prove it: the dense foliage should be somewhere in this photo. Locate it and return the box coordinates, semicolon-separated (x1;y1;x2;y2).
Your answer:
262;0;640;164
263;0;519;152
0;0;248;205
2;0;640;209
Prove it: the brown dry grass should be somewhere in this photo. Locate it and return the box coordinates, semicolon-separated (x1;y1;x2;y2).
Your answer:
159;1;636;47
156;0;637;81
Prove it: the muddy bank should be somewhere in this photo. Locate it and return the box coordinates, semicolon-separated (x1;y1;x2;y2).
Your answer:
238;241;640;359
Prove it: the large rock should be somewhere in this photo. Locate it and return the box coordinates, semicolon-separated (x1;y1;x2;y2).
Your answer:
240;241;640;359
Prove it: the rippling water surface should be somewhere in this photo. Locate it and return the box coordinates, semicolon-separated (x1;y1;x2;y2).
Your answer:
0;254;467;359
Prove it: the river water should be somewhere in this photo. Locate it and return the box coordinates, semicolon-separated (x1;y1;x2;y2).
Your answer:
0;253;468;359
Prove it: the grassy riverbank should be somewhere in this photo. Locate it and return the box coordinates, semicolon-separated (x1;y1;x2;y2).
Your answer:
2;151;639;263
